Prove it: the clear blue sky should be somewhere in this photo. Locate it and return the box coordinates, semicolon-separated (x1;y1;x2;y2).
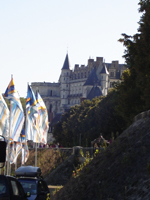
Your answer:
0;0;141;97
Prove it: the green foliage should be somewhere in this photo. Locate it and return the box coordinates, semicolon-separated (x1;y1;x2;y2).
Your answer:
117;0;150;125
72;150;93;178
20;97;26;113
53;90;126;147
4;98;10;108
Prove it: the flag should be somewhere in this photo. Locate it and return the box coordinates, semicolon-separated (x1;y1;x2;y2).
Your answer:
0;92;9;139
21;128;25;143
25;85;39;142
21;128;29;165
4;78;24;142
22;142;29;165
12;130;26;164
13;141;22;164
36;92;49;144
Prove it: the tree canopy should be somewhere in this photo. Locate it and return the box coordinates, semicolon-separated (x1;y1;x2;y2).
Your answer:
53;90;126;147
117;0;150;125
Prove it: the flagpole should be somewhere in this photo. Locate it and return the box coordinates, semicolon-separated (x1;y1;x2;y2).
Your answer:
35;87;38;167
7;118;11;175
22;132;25;166
10;163;11;175
35;143;37;167
15;157;17;170
7;75;13;175
24;83;29;166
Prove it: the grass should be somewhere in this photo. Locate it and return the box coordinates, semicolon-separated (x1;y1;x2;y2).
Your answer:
10;148;71;178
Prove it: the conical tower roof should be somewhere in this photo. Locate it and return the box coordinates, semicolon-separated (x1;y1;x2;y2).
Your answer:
62;54;70;70
87;86;102;100
100;65;109;74
84;68;100;86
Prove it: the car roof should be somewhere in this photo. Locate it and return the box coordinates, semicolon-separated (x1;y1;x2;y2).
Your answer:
18;177;38;181
0;175;18;180
15;166;41;178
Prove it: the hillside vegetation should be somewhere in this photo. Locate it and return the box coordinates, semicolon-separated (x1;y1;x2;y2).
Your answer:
49;1;150;199
51;112;150;200
11;148;71;178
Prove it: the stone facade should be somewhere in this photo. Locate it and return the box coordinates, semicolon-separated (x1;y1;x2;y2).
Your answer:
31;54;126;125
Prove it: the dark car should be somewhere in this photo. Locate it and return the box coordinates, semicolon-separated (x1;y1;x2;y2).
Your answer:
0;175;30;200
15;166;50;200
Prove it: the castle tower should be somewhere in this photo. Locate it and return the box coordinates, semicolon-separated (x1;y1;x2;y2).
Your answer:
100;65;109;96
83;68;101;98
60;54;71;110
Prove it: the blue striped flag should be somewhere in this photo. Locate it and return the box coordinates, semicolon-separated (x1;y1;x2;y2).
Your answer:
22;142;29;165
21;128;29;165
36;92;49;144
4;78;24;142
21;128;25;143
13;129;27;164
0;92;9;139
25;85;39;142
13;141;22;164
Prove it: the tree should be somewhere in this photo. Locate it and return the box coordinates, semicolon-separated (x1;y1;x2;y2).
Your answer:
117;0;150;125
53;90;126;147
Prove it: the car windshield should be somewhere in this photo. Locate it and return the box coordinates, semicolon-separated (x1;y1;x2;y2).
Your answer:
18;179;37;195
0;180;6;195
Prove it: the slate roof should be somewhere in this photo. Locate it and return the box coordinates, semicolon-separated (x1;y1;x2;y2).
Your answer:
87;86;102;101
84;68;100;86
62;54;70;70
100;65;109;74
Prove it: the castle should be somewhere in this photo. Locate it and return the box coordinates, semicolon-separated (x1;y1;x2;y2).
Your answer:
31;54;126;129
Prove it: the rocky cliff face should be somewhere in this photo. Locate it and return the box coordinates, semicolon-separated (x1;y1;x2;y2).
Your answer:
51;110;150;200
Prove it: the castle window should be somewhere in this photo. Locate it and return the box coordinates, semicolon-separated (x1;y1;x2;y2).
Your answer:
85;72;86;78
78;73;80;79
81;73;83;78
75;74;76;79
64;78;65;80
110;72;114;77
48;90;52;96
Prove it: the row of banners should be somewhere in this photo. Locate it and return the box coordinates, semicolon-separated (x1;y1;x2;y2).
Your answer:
0;77;49;165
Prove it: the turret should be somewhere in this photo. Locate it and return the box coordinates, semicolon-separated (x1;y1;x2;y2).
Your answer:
100;65;109;96
60;54;71;110
83;68;101;98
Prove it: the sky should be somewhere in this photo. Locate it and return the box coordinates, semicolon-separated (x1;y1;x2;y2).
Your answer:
0;0;141;98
